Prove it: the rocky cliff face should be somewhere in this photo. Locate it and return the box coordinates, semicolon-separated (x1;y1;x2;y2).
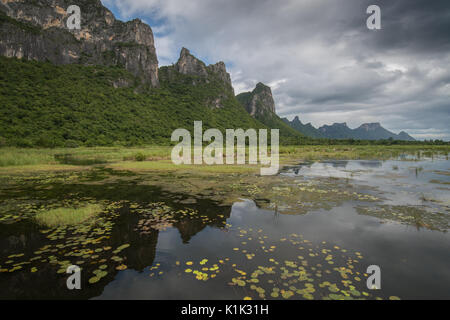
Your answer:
175;47;234;94
176;47;208;77
207;61;233;92
236;83;305;141
0;0;159;87
160;47;235;108
236;82;276;117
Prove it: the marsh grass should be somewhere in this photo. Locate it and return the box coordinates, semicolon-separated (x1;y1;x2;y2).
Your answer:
0;146;172;167
34;204;104;227
0;148;56;167
0;145;449;171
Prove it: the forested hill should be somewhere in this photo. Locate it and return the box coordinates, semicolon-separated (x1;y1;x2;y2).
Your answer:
0;57;307;147
0;0;306;148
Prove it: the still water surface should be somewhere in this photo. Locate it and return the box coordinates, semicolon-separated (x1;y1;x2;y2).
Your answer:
0;158;449;299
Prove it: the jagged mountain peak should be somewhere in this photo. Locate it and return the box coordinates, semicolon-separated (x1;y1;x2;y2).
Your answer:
236;84;305;141
255;82;270;90
282;116;324;139
174;47;234;96
176;47;208;77
314;121;415;141
236;83;275;117
328;122;349;128
292;116;302;123
180;47;191;56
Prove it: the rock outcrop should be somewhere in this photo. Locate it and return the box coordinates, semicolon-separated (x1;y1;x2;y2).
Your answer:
160;47;235;108
236;82;276;117
0;0;159;87
236;82;305;141
176;47;208;77
206;61;233;91
174;47;234;93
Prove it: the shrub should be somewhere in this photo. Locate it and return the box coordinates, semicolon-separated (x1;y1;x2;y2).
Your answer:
134;152;146;161
64;140;79;148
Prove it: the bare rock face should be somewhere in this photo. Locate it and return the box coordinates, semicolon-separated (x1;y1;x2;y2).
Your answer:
176;47;208;77
237;82;276;117
206;61;234;94
159;47;235;108
0;0;159;87
174;48;234;94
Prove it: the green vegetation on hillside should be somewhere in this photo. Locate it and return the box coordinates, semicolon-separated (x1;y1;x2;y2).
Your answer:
253;111;307;144
0;57;293;148
282;117;325;139
1;57;446;149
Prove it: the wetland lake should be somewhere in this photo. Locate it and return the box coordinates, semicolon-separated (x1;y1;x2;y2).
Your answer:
0;154;449;300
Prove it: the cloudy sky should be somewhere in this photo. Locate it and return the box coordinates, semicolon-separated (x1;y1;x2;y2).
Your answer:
101;0;450;140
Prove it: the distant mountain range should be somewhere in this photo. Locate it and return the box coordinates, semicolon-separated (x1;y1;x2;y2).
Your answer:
282;117;415;141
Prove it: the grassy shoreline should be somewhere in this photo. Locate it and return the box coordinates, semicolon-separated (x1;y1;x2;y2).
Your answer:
0;145;448;173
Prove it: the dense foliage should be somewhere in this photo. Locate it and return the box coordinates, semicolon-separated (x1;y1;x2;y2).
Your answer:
0;57;302;147
0;57;446;148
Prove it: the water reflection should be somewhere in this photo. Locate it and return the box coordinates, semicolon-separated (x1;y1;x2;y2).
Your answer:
0;158;449;300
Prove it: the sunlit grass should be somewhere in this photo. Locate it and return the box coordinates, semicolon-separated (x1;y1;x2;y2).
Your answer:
34;204;103;227
0;145;448;171
0;148;56;167
0;146;172;167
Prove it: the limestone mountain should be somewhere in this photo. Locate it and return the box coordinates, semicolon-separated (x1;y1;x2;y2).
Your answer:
0;0;159;87
318;123;355;139
1;1;285;147
397;131;416;141
353;123;415;141
176;48;209;77
282;116;324;139
236;83;305;142
176;47;233;91
0;54;273;147
237;83;275;117
159;48;235;109
283;117;416;141
316;122;416;141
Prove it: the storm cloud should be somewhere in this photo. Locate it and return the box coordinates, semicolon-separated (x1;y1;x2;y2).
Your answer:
101;0;450;140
